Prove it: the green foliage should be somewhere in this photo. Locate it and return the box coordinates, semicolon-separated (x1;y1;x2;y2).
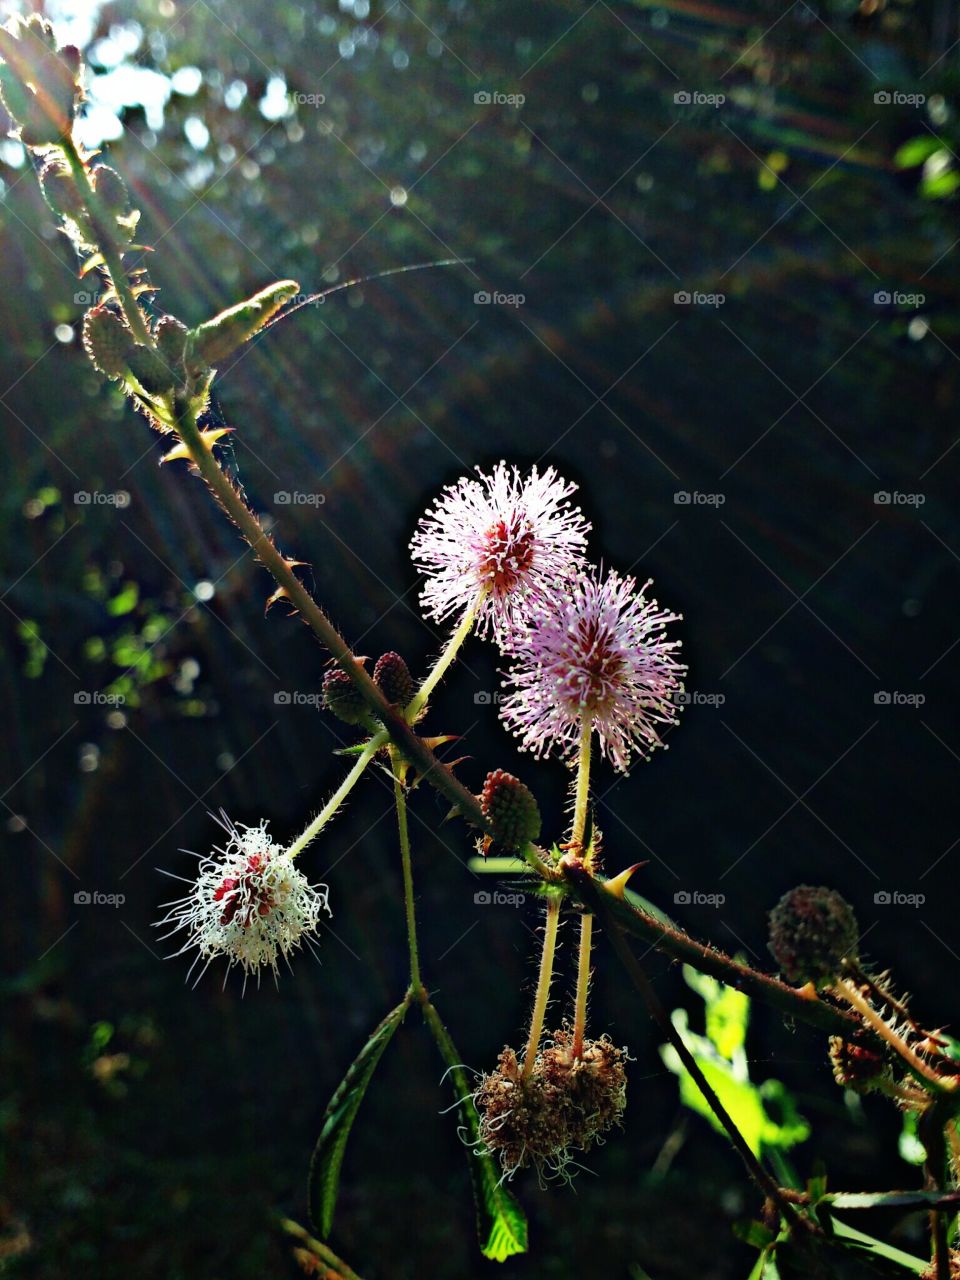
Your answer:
422;1002;527;1263
308;999;409;1239
660;966;810;1157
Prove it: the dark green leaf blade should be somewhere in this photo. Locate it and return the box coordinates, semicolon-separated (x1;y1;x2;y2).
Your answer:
422;1001;527;1262
308;999;409;1237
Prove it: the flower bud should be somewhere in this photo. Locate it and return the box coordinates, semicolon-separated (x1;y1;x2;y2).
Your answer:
82;305;134;380
828;1029;891;1094
480;769;541;850
322;668;369;726
185;280;299;370
373;651;414;707
126;344;175;397
153;315;189;372
91;165;131;216
0;16;80;146
38;156;86;225
768;885;859;987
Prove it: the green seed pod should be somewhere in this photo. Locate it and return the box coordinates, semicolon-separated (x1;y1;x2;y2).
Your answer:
185;279;299;369
322;668;370;726
480;769;542;851
126;344;175;397
768;885;859;987
373;652;414;707
82;306;134;380
38;156;87;225
91;165;131;216
153;315;189;373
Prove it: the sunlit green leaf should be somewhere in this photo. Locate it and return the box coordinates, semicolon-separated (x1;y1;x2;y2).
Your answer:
421;1001;527;1262
308;999;409;1238
894;136;942;168
106;581;139;616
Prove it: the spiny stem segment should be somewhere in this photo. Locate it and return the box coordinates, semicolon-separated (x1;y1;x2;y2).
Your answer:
834;977;955;1095
390;747;422;994
522;893;562;1081
591;881;803;1228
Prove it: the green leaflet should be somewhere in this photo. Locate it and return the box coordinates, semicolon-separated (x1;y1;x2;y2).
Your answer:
823;1217;927;1274
421;1001;528;1263
660;968;810;1158
308;998;409;1237
186;279;300;368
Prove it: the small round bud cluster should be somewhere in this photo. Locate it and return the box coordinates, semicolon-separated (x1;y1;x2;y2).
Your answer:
475;1029;627;1182
91;165;130;216
373;651;414;707
0;17;81;147
768;885;859;987
322;668;369;726
38;156;86;226
82;305;134;380
153;315;189;372
126;344;174;398
828;1029;892;1095
480;769;541;851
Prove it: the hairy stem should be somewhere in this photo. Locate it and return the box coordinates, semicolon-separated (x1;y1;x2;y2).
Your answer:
64;139;154;347
570;718;593;1059
522;894;561;1081
566;865;865;1039
594;892;801;1226
286;729;388;859
405;594;483;723
835;979;954;1094
572;913;593;1059
390;748;422;993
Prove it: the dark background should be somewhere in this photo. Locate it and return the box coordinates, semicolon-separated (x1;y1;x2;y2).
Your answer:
1;0;959;1276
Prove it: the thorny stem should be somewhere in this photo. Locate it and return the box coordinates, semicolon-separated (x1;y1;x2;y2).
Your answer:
567;867;867;1040
405;593;484;723
570;718;593;1059
390;747;422;994
593;888;803;1228
64;138;154;348
286;729;388;860
522;893;561;1082
59;135;894;1061
835;978;955;1095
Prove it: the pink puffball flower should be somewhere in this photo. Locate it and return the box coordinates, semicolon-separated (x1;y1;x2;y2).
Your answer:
410;462;590;647
156;814;331;986
499;568;686;771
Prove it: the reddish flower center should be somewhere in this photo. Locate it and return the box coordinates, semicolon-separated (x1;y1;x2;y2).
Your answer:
212;853;275;927
563;619;625;713
477;514;536;595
